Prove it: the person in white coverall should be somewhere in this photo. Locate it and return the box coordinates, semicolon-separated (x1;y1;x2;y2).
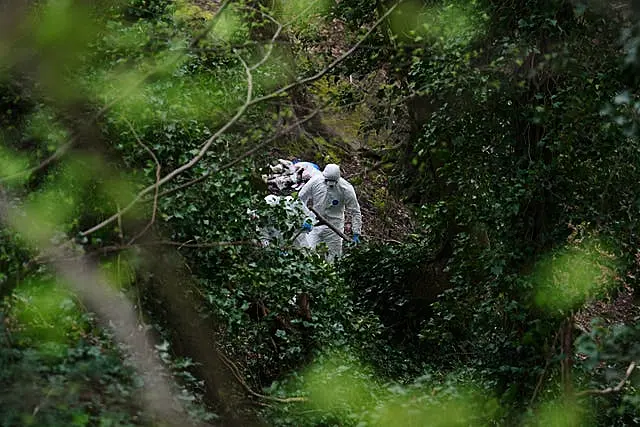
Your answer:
298;163;362;261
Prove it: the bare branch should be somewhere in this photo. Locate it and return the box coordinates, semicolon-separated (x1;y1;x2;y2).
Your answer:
80;56;254;237
124;118;162;245
576;361;637;397
154;100;329;200
248;1;402;106
89;240;259;257
215;346;307;403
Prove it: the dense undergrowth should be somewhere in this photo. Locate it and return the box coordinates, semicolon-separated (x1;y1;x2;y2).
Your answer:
1;270;145;426
3;0;640;426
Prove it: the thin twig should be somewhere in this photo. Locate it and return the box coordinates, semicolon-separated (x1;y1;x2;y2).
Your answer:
124;118;161;245
32;388;54;419
576;361;637;397
243;6;282;72
141;240;257;249
80;56;254;237
0;140;74;183
116;202;124;243
154;100;329;200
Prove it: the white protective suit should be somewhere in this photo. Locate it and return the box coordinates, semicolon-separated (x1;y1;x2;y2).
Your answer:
298;164;362;261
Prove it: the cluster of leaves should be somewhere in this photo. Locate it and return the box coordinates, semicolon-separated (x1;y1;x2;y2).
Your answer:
0;276;145;427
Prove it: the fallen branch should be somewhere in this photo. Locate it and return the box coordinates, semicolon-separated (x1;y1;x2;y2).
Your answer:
576;361;637;397
215;347;307;403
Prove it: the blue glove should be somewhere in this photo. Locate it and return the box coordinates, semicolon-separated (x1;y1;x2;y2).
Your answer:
352;233;360;244
302;221;313;231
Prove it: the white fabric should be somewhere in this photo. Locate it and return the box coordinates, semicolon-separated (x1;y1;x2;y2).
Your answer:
294;162;321;182
307;225;343;261
298;172;362;261
322;163;340;181
258;195;314;248
270;159;294;174
264;194;280;206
